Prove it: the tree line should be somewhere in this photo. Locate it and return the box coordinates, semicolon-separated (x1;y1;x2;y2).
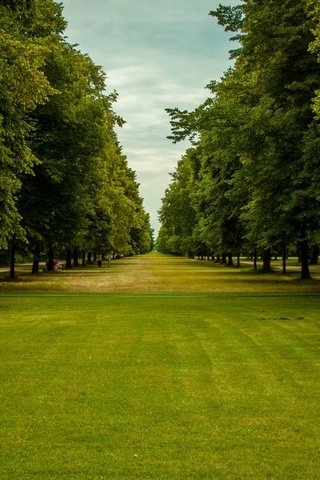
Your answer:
0;0;153;278
157;0;320;280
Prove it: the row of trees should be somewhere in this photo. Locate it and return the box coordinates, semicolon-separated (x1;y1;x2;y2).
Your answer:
0;0;153;277
157;0;320;279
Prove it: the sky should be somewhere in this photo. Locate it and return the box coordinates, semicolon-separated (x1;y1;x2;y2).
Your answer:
61;0;237;235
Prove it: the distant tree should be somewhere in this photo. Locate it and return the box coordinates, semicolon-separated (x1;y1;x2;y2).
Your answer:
157;150;197;256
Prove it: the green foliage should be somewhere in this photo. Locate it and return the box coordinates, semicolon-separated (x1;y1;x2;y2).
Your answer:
308;0;320;116
157;150;197;256
159;0;320;278
0;0;151;264
0;3;56;248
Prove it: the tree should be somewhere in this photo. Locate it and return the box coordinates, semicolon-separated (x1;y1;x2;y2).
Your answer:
308;0;320;116
20;42;118;269
224;0;320;279
0;2;55;252
2;0;151;276
160;0;320;280
157;150;197;256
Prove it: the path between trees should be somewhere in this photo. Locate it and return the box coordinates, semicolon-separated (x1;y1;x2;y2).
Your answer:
1;252;319;294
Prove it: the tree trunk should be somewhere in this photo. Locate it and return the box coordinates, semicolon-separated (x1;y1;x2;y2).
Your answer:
309;245;319;265
66;249;72;269
73;248;79;267
47;248;54;271
10;238;16;279
253;249;258;271
32;244;40;274
282;244;287;275
227;253;233;266
297;245;301;263
300;239;311;280
261;248;272;273
82;250;86;266
87;252;92;264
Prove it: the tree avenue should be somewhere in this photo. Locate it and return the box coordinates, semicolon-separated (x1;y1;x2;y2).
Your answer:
157;0;320;280
0;0;153;277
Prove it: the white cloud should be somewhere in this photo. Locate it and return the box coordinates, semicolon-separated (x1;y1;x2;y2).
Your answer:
122;145;184;172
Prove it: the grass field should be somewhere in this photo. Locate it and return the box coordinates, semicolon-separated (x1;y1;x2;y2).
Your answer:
1;252;320;293
0;253;319;479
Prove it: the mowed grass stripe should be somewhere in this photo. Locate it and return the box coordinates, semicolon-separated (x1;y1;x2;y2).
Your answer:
0;293;319;479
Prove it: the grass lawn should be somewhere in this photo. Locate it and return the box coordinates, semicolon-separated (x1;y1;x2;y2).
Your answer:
1;252;320;293
0;254;319;479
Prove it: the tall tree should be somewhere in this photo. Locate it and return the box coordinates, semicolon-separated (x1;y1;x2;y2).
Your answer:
160;0;320;280
221;0;320;279
2;0;152;275
0;1;55;250
20;42;116;269
158;150;197;256
308;0;320;116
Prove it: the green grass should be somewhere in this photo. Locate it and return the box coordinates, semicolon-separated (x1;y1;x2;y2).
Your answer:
1;288;319;479
1;252;320;293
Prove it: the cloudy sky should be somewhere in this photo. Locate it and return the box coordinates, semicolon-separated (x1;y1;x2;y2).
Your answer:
62;0;237;234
